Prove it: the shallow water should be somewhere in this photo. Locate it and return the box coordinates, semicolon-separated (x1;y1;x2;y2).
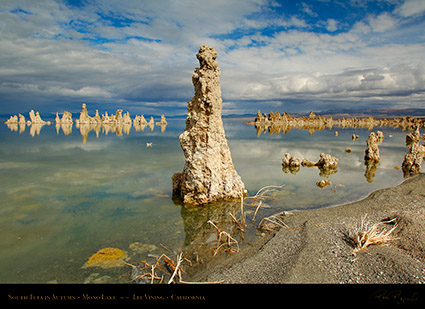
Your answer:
0;117;410;283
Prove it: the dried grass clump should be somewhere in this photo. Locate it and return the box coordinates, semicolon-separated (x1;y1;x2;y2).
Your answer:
241;184;302;233
259;214;290;231
244;184;285;209
126;246;223;284
126;252;181;284
227;195;250;241
207;220;240;256
344;214;398;254
258;212;300;232
243;184;285;226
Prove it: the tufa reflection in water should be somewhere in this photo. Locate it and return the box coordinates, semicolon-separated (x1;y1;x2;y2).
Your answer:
4;104;168;142
246;111;424;183
277;126;424;185
178;199;242;249
1;110;420;283
248;110;424;136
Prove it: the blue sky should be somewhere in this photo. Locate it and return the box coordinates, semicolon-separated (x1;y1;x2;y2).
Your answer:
1;0;425;116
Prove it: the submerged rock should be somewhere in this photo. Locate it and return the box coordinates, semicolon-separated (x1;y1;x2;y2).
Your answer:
316;179;332;188
128;242;157;255
83;247;128;269
84;273;112;284
172;45;245;205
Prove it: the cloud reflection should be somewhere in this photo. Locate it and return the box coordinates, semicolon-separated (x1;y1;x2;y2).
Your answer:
229;125;409;211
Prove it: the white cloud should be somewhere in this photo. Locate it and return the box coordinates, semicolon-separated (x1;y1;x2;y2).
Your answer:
219;30;425;104
326;19;339;32
301;2;318;17
49;86;113;98
395;0;425;17
367;12;398;32
0;0;424;115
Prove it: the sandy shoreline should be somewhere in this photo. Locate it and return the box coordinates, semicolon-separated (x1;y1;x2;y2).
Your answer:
188;173;425;284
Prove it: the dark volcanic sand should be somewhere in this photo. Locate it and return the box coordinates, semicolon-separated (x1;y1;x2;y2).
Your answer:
189;173;425;284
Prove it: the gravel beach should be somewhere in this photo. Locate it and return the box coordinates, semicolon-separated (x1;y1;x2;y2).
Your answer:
189;173;425;284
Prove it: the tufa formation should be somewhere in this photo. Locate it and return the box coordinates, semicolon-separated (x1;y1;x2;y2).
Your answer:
250;110;424;136
172;45;245;205
402;126;425;177
364;131;384;162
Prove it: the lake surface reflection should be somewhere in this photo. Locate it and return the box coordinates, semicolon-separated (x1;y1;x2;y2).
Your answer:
0;117;410;282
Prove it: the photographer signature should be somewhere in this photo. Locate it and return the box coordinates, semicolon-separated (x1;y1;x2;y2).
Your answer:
370;289;420;305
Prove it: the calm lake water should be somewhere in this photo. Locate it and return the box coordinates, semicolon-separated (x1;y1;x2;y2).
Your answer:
0;116;410;283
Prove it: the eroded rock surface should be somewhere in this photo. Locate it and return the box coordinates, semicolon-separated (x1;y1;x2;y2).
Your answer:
282;153;301;168
402;126;425;177
172;45;245;205
29;110;50;124
317;153;338;169
363;131;384;183
299;153;338;177
282;153;301;174
156;114;168;125
55;111;73;124
5;115;18;124
300;153;338;169
249;110;424;136
364;131;383;162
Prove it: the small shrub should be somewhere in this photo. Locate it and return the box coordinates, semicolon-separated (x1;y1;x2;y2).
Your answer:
343;215;398;254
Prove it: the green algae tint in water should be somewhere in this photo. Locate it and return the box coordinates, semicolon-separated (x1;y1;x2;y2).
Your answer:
0;118;409;283
0;119;187;283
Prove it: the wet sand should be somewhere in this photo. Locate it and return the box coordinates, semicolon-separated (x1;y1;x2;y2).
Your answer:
189;173;425;284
